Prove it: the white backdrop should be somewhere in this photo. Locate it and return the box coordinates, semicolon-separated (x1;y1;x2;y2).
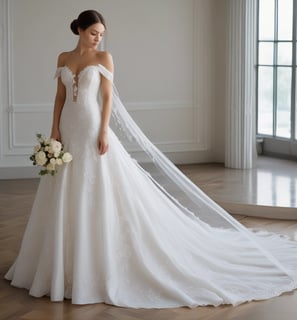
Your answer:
0;0;227;178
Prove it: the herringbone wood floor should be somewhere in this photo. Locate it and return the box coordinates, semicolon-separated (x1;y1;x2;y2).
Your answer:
1;165;297;320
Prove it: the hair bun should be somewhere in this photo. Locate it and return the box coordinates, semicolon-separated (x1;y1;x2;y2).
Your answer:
70;19;79;35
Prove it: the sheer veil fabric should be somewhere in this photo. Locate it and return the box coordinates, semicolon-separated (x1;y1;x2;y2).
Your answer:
107;64;297;274
5;64;297;308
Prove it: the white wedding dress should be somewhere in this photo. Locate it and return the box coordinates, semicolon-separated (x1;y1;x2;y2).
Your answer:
5;64;297;308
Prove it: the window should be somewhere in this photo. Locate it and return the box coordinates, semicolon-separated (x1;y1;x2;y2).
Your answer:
257;0;297;151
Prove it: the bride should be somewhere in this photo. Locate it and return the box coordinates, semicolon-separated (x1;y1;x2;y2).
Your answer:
5;9;297;308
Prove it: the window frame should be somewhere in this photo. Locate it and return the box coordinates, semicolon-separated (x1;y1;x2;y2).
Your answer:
256;0;297;159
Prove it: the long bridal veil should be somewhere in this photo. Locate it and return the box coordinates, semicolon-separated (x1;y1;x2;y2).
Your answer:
98;65;297;286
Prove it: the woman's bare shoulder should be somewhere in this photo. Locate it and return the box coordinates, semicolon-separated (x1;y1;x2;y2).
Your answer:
57;51;74;67
96;51;114;73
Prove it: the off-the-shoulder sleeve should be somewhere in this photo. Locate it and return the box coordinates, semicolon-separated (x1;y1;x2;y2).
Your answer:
97;64;113;83
54;67;63;79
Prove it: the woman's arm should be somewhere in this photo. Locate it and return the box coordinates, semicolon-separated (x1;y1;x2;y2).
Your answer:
98;52;114;155
50;54;66;141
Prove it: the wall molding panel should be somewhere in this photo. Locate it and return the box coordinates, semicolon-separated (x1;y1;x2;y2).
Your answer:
8;104;52;151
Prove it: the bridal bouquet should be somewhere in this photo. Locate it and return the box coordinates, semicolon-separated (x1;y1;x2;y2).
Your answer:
30;133;73;176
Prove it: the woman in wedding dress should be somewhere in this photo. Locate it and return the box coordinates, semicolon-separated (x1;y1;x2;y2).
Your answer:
5;10;297;308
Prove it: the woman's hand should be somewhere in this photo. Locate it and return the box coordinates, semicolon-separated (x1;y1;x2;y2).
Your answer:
51;128;61;142
98;130;109;155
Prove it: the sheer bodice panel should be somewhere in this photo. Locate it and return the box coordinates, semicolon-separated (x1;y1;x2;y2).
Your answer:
61;65;101;105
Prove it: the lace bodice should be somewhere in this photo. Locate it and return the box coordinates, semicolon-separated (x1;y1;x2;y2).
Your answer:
55;64;113;103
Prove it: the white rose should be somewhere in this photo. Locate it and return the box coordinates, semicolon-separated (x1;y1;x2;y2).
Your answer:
62;152;73;163
35;151;47;166
54;152;60;158
50;158;56;165
49;139;62;153
56;158;63;165
45;146;49;152
46;162;56;171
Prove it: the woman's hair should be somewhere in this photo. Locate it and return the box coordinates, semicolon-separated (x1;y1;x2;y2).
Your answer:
70;10;106;35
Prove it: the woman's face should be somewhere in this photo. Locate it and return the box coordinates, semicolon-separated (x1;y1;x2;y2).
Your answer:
79;23;105;49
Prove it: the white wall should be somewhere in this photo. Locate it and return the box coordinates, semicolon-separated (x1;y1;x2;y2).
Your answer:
0;0;227;178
